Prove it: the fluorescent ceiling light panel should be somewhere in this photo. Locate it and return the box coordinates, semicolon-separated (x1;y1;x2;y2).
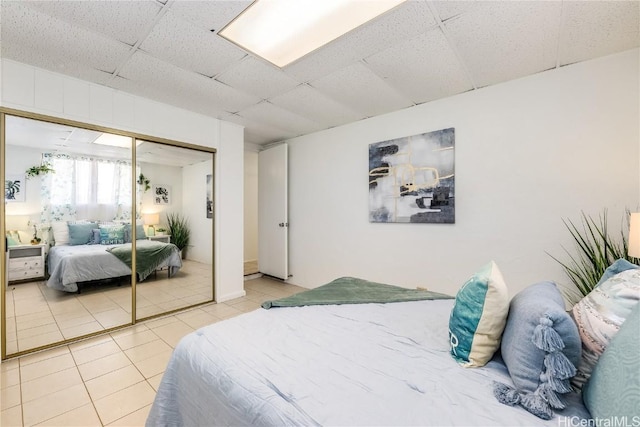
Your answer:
93;133;133;149
219;0;406;67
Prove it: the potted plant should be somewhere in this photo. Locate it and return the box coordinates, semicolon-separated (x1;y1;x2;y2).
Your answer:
548;209;635;303
155;227;167;236
166;213;190;258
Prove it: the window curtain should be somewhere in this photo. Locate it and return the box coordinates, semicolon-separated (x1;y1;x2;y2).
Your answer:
40;153;135;224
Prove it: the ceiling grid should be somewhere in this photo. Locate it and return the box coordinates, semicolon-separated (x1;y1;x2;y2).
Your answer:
0;0;638;146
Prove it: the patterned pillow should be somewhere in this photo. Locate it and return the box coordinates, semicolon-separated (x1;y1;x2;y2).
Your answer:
494;281;581;420
583;304;640;418
99;224;125;245
448;261;509;367
572;267;640;388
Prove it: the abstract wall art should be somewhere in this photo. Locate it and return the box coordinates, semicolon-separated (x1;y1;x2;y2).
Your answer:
369;128;455;223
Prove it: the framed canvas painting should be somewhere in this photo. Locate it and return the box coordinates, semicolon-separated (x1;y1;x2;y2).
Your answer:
5;174;25;202
154;185;171;205
369;128;455;223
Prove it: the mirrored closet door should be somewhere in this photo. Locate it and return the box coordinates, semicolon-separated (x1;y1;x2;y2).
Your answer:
2;111;215;359
134;140;214;320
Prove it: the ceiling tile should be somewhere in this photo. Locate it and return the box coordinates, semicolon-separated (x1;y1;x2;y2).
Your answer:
21;0;163;47
269;85;365;128
236;102;324;138
559;1;640;66
283;1;438;83
1;1;132;75
139;10;246;78
365;28;472;104
116;51;259;115
216;57;301;100
1;41;116;87
310;62;414;118
218;112;297;145
444;1;562;88
431;1;482;22
168;0;251;32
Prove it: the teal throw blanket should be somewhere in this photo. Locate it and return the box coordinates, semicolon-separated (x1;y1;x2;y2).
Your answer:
107;240;176;281
262;276;453;309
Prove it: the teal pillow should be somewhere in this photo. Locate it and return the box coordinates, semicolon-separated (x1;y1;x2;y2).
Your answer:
448;261;509;367
68;222;97;245
494;281;581;420
123;224;147;242
99;225;125;245
583;304;640;418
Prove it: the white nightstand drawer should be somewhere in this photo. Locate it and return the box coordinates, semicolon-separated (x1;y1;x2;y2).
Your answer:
9;257;43;271
6;244;46;283
8;268;45;281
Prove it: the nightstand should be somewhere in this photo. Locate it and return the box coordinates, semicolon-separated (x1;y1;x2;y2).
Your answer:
147;235;171;243
7;244;45;283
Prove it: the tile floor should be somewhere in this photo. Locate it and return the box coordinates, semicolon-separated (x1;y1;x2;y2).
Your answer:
1;276;305;427
5;260;213;354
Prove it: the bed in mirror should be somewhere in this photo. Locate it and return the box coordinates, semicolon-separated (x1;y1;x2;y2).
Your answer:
2;112;215;358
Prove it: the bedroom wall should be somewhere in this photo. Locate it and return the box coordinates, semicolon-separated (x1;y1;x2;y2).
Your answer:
244;150;259;263
285;48;640;298
182;159;213;264
138;161;183;224
0;59;246;303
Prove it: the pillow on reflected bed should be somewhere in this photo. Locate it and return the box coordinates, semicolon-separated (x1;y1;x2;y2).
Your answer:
68;222;98;245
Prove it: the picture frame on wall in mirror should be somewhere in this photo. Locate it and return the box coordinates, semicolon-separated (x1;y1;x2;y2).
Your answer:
154;184;171;205
5;174;25;202
206;174;213;219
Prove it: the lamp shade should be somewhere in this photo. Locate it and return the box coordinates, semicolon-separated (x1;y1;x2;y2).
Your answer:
628;213;640;258
143;213;160;226
5;214;30;230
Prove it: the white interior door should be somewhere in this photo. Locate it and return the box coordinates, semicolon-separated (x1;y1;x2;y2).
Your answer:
258;144;288;280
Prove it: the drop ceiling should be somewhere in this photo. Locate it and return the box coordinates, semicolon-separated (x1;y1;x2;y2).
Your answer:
1;0;639;147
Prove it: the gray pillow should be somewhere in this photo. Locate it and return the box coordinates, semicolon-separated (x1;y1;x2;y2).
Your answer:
493;281;581;420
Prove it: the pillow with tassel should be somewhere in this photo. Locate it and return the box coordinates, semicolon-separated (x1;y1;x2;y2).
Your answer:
493;281;581;420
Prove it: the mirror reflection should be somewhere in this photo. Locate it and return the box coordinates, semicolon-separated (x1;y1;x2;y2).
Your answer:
134;140;214;320
4;115;133;354
3;114;215;357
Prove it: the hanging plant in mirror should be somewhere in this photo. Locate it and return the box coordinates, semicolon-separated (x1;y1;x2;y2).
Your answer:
25;163;55;179
138;173;151;192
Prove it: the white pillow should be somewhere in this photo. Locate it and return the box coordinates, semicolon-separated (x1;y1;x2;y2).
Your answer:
572;268;640;387
51;221;69;246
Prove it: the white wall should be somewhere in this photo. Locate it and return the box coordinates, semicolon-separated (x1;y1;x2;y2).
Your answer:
182;159;213;264
244;150;259;262
0;59;245;304
286;49;640;297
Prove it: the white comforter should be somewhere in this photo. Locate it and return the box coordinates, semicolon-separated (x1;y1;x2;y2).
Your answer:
147;299;590;426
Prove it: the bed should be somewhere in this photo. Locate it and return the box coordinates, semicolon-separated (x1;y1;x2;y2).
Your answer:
147;277;593;426
47;239;182;293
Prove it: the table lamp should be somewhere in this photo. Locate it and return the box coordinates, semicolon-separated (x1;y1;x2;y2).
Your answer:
143;213;160;236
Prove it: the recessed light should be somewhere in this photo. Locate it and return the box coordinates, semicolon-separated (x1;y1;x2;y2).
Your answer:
219;0;405;68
